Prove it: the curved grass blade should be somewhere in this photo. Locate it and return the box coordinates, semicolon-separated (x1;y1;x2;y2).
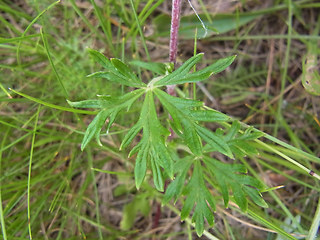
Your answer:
9;88;97;115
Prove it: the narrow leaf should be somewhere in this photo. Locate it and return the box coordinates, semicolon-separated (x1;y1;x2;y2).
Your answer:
156;55;236;86
181;191;195;220
150;155;164;191
130;60;168;75
180;161;216;237
230;181;248;211
215;173;229;208
163;157;193;205
123;91;174;190
224;121;241;141
154;143;174;179
154;53;204;86
71;89;145;150
111;58;142;85
168;71;211;85
88;71;143;88
87;48;112;69
230;140;259;156
195;125;233;158
120;121;143;150
155;88;203;109
195;55;236;76
243;186;268;208
81;110;111;150
190;110;230;122
204;157;266;211
135;141;149;190
181;119;202;156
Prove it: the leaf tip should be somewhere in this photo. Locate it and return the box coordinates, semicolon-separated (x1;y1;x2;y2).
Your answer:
135;182;142;191
66;99;72;105
86;47;94;53
86;73;94;78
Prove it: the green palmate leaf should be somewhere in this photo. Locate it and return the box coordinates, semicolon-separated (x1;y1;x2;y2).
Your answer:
154;88;233;157
67;49;269;237
68;89;144;110
165;55;236;85
87;48;113;69
130;60;173;75
163;156;194;205
87;71;140;88
154;53;204;86
81;109;112;150
121;91;173;191
67;89;144;150
119;121;143;150
133;139;149;190
203;121;264;157
230;140;259;157
181;118;202;155
181;161;215;237
87;48;146;88
204;156;267;210
227;122;264;157
243;185;268;208
110;58;141;83
154;55;236;86
240;127;265;141
189;109;230;122
224;120;241;141
154;88;203;156
196;55;236;75
195;125;233;158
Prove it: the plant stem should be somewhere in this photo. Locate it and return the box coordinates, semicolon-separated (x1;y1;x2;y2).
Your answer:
27;106;41;240
169;0;181;64
167;0;182;95
0;130;9;240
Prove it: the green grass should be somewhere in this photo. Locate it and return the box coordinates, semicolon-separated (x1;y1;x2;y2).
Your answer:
1;0;320;239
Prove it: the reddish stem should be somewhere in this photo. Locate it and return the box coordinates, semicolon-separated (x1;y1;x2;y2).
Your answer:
152;203;161;229
169;0;182;64
167;0;182;95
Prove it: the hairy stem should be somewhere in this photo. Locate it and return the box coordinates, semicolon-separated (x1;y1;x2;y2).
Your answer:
169;0;181;63
167;0;182;95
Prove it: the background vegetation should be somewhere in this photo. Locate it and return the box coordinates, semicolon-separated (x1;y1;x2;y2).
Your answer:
0;0;319;239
